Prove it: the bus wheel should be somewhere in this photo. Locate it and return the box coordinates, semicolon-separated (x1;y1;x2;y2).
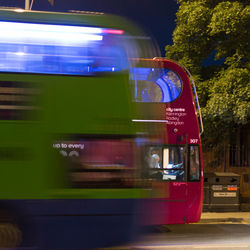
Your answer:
0;210;22;248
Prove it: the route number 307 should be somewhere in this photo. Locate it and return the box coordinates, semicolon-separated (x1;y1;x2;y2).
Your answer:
190;139;199;144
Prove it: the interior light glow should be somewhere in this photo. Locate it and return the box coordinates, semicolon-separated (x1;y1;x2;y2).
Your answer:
15;52;25;56
0;21;103;46
0;21;103;34
14;9;25;13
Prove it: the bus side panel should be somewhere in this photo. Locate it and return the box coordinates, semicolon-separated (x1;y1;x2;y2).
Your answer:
186;182;203;223
1;199;139;250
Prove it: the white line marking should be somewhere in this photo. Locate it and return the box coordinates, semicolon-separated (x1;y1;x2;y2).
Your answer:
132;119;168;123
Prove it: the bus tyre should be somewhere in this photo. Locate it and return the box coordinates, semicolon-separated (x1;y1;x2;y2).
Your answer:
0;222;22;248
0;210;22;248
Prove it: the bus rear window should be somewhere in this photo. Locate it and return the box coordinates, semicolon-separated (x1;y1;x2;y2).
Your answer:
130;67;182;102
0;21;131;75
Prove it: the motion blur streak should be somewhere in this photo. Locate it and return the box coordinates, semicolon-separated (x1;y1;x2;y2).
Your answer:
0;7;160;250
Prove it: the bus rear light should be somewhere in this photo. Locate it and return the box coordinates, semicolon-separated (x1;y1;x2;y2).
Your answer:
102;29;124;35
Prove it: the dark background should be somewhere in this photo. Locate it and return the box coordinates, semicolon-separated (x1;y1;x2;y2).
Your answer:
0;0;178;56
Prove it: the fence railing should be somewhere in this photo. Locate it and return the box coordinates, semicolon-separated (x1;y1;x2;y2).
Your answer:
204;145;250;169
229;145;250;167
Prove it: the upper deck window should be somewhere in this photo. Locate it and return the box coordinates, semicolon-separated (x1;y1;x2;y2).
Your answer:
0;21;132;75
130;67;182;103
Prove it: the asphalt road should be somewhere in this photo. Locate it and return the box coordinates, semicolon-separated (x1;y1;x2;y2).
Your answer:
129;219;250;250
132;224;250;249
97;212;250;249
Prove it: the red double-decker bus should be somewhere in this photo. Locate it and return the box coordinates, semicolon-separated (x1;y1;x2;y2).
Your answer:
131;58;204;225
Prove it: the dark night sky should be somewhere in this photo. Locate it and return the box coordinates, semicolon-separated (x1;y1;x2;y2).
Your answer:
0;0;178;56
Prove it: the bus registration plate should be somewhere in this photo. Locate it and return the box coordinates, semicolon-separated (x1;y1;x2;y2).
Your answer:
213;192;237;197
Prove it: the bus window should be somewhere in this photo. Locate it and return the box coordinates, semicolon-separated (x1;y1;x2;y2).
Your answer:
189;145;200;181
147;147;162;169
162;146;185;181
143;146;162;179
130;67;182;102
0;21;133;75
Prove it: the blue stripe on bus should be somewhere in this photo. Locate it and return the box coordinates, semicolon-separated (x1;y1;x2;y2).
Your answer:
0;199;141;250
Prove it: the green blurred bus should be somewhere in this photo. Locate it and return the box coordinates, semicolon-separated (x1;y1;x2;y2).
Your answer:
0;8;158;249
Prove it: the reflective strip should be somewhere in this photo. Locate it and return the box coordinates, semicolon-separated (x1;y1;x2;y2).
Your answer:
132;119;168;123
0;95;32;101
0;105;38;110
0;87;39;94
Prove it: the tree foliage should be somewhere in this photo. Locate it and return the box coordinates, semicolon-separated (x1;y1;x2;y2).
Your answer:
165;0;250;146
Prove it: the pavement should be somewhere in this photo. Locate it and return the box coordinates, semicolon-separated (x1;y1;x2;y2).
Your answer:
200;211;250;224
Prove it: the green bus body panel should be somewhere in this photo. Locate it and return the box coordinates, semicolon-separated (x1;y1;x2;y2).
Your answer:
0;122;45;198
51;188;151;199
0;73;135;134
0;72;138;199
